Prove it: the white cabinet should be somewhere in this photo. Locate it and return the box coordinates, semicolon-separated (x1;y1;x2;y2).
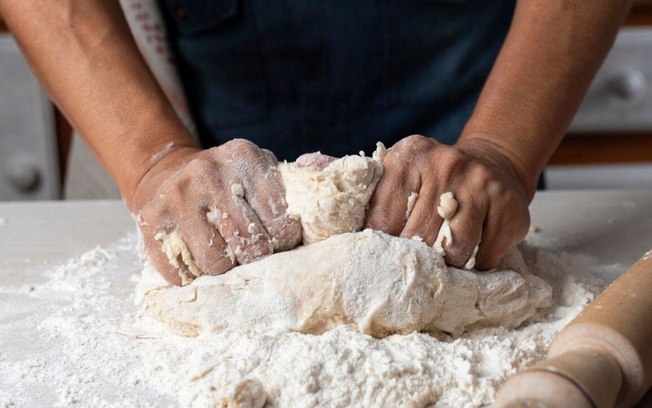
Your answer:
570;28;652;132
0;34;59;200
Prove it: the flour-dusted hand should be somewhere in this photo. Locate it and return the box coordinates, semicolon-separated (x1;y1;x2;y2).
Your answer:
365;135;531;270
131;139;302;285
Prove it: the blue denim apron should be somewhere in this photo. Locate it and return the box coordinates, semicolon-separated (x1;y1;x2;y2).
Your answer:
159;0;516;161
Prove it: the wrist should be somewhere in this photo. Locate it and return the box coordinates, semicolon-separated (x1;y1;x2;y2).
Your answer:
123;144;200;212
455;133;539;200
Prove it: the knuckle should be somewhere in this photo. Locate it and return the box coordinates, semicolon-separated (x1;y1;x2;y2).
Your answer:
185;156;217;176
392;135;431;155
404;134;430;148
141;202;175;233
225;138;259;155
446;145;468;163
260;148;279;163
157;179;193;207
484;179;504;199
380;154;410;179
471;163;494;187
436;149;471;180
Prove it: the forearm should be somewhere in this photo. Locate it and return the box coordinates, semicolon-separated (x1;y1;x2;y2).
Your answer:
459;0;633;197
0;0;197;205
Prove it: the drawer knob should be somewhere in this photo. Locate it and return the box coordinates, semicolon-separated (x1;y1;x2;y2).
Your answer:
7;158;41;192
608;69;647;100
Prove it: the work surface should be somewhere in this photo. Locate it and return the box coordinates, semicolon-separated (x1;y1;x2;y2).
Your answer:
1;190;652;406
2;190;651;276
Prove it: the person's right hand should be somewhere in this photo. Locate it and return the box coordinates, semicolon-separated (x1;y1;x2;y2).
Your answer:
130;139;302;285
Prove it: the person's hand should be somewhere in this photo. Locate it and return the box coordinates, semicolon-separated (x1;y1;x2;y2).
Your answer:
131;139;302;285
365;135;532;270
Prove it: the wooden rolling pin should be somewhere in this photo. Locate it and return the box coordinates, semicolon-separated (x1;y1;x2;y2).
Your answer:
495;250;652;408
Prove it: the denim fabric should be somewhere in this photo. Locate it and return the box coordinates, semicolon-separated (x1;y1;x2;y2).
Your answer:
159;0;516;161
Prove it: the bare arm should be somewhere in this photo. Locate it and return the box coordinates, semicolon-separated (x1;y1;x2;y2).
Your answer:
0;1;301;283
367;0;634;269
459;0;634;198
0;0;197;207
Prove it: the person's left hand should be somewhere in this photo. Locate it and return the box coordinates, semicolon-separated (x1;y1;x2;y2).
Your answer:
365;135;532;270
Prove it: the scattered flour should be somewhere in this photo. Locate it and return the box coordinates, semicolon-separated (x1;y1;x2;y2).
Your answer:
0;233;618;407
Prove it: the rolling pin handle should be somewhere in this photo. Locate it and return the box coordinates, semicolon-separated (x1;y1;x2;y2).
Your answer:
495;369;594;408
496;249;652;408
495;345;622;408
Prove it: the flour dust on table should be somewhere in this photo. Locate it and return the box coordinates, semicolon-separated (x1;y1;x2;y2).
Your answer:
0;233;616;407
0;146;620;407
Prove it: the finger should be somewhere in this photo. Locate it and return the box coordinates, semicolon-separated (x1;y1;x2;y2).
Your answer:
139;205;185;286
364;158;419;235
400;184;444;245
243;149;303;251
444;194;487;268
176;207;236;276
475;198;530;270
207;190;274;265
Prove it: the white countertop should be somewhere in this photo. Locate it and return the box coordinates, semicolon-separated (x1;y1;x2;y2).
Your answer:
4;191;651;279
1;191;652;406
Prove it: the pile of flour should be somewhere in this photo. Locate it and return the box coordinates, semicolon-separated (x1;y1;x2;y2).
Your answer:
0;232;617;407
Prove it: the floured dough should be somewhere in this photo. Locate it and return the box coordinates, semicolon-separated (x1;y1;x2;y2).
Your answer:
278;150;383;244
143;229;551;338
154;230;202;286
143;143;552;338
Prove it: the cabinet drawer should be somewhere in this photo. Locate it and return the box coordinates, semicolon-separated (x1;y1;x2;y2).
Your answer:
0;34;59;200
570;28;652;132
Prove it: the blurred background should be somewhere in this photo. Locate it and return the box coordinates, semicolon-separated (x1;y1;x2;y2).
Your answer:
1;2;652;202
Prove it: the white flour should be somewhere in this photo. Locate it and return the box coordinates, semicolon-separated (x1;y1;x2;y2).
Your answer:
0;233;618;408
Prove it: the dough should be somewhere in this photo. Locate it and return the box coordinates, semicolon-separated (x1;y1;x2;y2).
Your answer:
278;148;383;244
431;192;480;270
405;192;419;219
153;146;383;284
143;230;551;338
433;192;456;257
154;230;203;286
142;144;552;338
